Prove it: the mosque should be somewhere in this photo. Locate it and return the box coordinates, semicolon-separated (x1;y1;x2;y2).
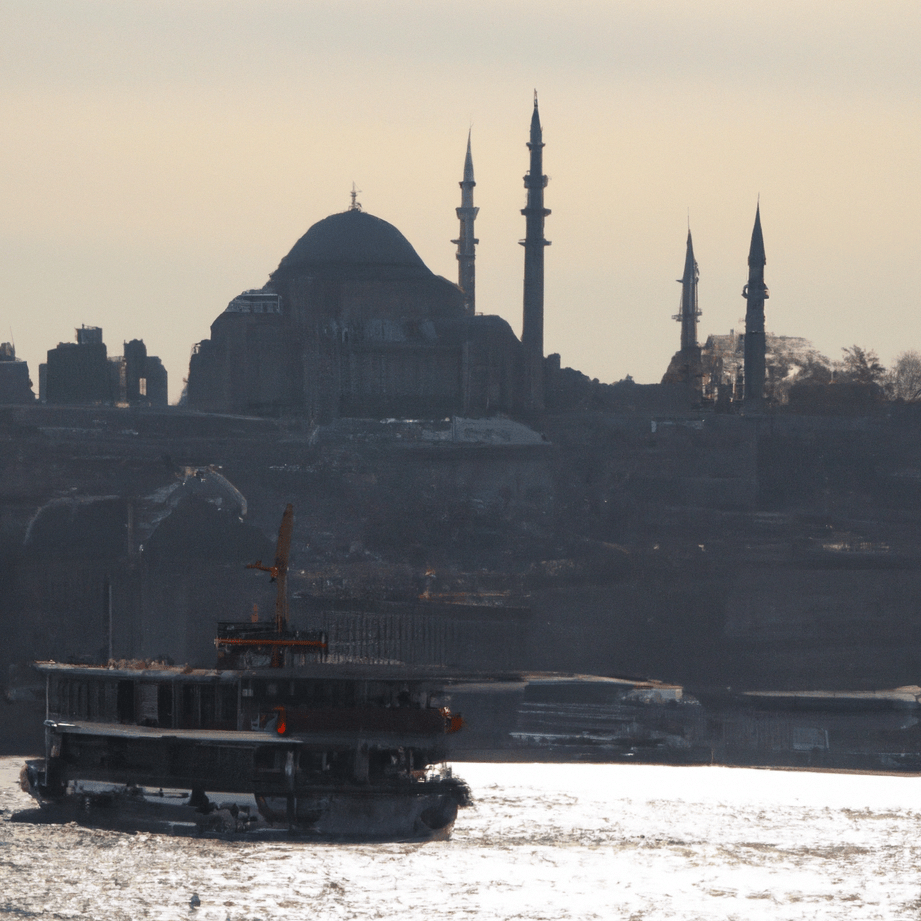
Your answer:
187;100;550;421
13;96;771;416
186;95;774;420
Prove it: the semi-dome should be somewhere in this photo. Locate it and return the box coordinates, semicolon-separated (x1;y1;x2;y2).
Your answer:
273;209;430;276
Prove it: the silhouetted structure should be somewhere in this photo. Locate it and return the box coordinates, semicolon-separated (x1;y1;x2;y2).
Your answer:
188;205;520;420
520;92;550;412
43;326;111;405
676;229;700;353
186;101;564;421
662;228;702;394
452;131;478;316
42;327;166;407
742;204;769;407
701;331;743;404
0;343;34;403
703;331;818;406
122;339;168;407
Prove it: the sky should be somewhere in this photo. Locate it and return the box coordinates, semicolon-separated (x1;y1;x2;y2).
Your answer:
3;1;920;404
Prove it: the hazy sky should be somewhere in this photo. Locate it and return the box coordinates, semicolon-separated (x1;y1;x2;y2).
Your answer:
3;1;920;403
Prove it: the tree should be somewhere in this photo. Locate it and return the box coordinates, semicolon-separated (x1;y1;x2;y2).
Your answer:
794;353;833;385
838;346;885;385
885;350;921;401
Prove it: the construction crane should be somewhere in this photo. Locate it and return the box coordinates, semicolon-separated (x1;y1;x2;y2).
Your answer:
246;502;293;634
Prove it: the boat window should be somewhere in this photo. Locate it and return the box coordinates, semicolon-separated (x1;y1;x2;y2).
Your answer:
329;681;347;707
216;684;237;729
63;680;73;717
117;680;135;723
47;676;61;715
65;680;89;719
103;681;118;720
326;751;351;778
138;683;158;726
60;679;72;717
254;746;283;772
339;682;356;708
200;684;215;724
180;684;197;728
88;680;103;720
158;683;173;728
289;680;312;704
301;751;322;775
367;682;388;707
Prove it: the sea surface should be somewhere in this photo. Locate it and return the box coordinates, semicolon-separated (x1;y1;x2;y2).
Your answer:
2;756;920;920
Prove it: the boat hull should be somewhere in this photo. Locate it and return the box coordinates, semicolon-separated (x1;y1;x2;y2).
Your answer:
254;788;458;840
19;758;462;841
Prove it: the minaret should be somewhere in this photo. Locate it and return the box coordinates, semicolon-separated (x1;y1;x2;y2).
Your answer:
520;92;550;411
452;130;479;316
675;228;700;351
742;203;769;406
661;227;702;393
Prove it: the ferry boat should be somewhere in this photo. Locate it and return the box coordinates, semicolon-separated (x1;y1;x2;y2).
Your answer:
19;505;470;839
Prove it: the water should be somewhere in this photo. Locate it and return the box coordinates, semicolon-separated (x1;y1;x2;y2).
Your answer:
2;756;920;919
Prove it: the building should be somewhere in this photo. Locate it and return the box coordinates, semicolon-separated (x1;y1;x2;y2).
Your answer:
42;327;167;407
187;106;550;421
0;343;34;403
664;207;774;408
43;326;112;405
188;205;521;419
121;339;168;407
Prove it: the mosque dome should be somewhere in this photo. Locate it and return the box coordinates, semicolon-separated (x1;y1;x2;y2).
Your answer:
273;209;431;277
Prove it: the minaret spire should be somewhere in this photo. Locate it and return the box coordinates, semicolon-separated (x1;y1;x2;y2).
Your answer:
463;128;474;183
520;91;550;411
452;129;479;316
661;225;702;395
742;202;769;406
675;227;700;352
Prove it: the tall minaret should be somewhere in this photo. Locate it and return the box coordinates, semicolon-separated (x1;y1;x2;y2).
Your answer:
452;130;479;316
676;228;700;352
742;203;769;406
661;226;702;393
520;92;550;410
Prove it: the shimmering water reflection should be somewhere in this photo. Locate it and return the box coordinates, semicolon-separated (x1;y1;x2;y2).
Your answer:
2;757;920;920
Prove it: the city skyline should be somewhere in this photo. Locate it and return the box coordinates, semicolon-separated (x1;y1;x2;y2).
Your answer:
3;1;920;403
